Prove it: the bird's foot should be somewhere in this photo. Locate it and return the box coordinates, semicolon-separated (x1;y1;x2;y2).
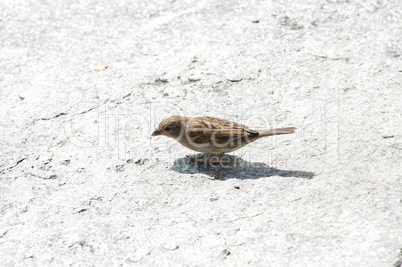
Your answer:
186;154;225;166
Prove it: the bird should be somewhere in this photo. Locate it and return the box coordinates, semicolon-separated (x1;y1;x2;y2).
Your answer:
151;116;296;163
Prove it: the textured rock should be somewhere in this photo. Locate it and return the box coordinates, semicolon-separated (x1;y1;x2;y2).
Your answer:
0;0;401;266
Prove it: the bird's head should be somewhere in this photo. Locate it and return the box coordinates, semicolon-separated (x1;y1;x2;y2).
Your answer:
151;116;186;139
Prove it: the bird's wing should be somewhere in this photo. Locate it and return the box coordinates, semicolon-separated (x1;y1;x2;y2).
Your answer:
187;116;258;144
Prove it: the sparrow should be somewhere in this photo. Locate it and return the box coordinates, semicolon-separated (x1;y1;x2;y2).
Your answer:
151;116;296;163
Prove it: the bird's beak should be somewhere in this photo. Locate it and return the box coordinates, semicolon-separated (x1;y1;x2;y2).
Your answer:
151;129;163;136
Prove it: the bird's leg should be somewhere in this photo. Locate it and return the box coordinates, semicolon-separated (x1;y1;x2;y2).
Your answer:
187;153;225;166
186;155;205;164
216;153;225;161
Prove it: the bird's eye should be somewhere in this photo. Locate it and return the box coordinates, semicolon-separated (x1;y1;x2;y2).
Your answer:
165;127;171;131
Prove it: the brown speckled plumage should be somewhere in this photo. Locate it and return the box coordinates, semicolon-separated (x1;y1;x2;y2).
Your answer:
152;116;296;161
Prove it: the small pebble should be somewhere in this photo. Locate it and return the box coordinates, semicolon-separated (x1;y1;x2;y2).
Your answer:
92;63;108;71
115;165;125;172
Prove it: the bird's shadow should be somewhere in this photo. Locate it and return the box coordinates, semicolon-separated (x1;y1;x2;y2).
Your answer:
170;154;315;180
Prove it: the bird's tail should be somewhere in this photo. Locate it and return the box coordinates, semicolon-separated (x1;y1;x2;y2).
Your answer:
259;127;297;137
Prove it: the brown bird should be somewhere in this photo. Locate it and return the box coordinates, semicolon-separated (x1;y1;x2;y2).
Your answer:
152;116;296;163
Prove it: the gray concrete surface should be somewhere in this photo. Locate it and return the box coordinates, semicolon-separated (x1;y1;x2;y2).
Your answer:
1;0;401;266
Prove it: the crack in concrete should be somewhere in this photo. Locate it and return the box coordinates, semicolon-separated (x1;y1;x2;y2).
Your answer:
27;172;58;180
33;104;99;124
0;158;26;174
38;112;68;121
77;107;97;115
312;54;350;62
0;230;9;238
31;96;135;124
228;210;266;223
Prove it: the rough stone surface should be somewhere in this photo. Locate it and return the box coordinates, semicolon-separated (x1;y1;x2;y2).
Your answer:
0;0;401;266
